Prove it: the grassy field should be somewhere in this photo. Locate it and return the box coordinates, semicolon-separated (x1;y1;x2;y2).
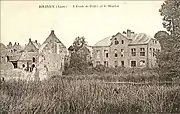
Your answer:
0;72;180;113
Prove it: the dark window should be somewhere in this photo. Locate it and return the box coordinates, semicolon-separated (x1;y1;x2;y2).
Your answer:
114;61;118;68
115;41;119;45
32;57;35;62
6;56;9;62
104;50;108;58
131;48;136;56
153;49;156;56
121;49;124;57
140;48;145;56
32;64;35;69
121;61;124;67
115;53;118;57
131;61;136;67
115;49;117;57
12;61;17;68
104;61;108;67
96;61;100;65
122;40;124;44
106;53;108;57
114;38;119;45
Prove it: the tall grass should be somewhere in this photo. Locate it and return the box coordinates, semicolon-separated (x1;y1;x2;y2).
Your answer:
0;77;180;113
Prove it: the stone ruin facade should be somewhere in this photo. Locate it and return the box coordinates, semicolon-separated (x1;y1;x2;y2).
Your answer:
0;30;70;81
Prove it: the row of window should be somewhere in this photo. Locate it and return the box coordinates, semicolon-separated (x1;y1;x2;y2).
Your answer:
114;38;124;45
131;48;145;56
150;48;160;57
96;48;160;58
96;48;145;58
9;49;17;53
96;60;145;67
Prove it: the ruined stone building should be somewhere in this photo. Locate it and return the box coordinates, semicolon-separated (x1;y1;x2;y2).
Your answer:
18;38;41;71
92;29;161;68
1;42;23;69
0;43;7;64
1;30;69;75
38;30;68;74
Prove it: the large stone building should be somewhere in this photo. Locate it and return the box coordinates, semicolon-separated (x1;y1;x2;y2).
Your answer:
92;29;161;68
38;30;68;73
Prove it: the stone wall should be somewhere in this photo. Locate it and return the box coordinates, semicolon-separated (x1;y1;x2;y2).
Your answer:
109;34;131;67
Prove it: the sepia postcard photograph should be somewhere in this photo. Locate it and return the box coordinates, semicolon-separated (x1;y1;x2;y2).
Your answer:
0;0;180;113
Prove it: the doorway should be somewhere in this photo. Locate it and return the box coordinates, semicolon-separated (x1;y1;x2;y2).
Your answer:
12;61;17;68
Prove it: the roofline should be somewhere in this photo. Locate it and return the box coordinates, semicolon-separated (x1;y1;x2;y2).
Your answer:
128;34;154;46
112;32;131;40
92;45;111;48
18;60;32;62
23;41;39;52
128;43;148;46
94;36;112;47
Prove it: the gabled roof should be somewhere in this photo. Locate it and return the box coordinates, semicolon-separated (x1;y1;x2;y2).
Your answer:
32;41;41;49
129;33;153;45
43;30;66;48
112;32;132;40
13;44;23;51
23;39;41;52
94;32;153;47
94;36;112;47
0;43;6;50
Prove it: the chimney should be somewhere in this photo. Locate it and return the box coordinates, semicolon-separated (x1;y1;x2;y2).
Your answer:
127;29;131;38
51;30;54;34
14;42;17;45
35;40;37;43
29;38;31;42
18;43;19;45
9;42;12;46
123;31;127;34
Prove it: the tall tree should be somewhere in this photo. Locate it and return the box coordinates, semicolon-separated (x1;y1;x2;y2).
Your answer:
154;31;170;50
72;36;87;52
159;0;180;35
156;0;180;79
66;37;89;74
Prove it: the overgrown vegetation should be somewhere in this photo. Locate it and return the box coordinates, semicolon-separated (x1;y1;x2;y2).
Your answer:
65;36;91;74
155;0;180;80
0;77;180;113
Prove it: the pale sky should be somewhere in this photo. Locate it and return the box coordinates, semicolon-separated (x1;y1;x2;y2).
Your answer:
1;1;166;47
